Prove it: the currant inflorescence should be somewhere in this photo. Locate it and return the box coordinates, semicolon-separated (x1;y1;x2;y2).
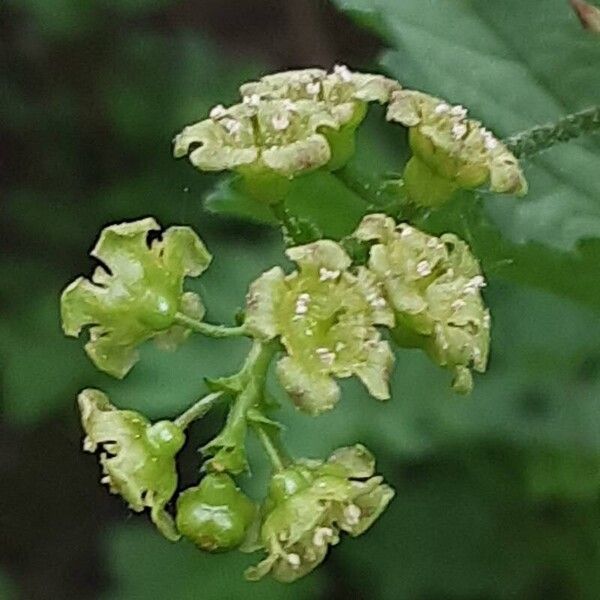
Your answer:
61;66;529;583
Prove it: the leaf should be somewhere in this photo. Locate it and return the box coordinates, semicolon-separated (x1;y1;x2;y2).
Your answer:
100;524;324;600
204;176;278;225
334;0;600;307
415;192;600;312
205;170;368;242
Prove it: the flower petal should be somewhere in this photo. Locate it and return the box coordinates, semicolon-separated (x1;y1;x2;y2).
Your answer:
354;340;394;400
276;356;340;415
245;266;286;340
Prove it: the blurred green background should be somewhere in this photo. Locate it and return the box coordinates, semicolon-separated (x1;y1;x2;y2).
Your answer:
1;1;600;599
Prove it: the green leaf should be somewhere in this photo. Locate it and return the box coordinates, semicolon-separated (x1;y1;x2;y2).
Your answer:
204;176;278;225
205;169;369;242
285;170;368;239
100;524;324;600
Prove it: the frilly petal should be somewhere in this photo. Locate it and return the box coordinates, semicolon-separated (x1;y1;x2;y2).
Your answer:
276;356;340;415
285;239;352;272
245;266;286;340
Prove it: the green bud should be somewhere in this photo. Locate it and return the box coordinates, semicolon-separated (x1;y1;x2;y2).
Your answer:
354;214;490;393
176;474;255;552
245;240;395;415
268;466;314;505
78;389;184;541
146;421;186;457
387;89;527;206
246;444;394;583
61;218;211;378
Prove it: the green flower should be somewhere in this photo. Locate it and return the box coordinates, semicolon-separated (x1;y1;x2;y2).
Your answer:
387;89;527;206
78;388;185;540
61;218;211;378
245;444;394;583
354;214;490;393
245;240;395;415
173;66;400;201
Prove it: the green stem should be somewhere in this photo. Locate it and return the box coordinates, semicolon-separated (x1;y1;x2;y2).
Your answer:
504;105;600;159
174;391;224;429
251;420;287;472
202;340;279;473
270;202;322;246
226;341;277;428
174;312;248;338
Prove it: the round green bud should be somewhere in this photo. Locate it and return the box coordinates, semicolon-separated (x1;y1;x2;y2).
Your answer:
176;474;255;552
137;287;178;331
145;421;186;457
268;466;313;505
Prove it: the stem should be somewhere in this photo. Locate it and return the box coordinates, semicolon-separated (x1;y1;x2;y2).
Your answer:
174;391;224;429
174;312;248;338
270;203;322;246
252;422;286;471
504;105;600;159
202;340;279;471
226;341;277;428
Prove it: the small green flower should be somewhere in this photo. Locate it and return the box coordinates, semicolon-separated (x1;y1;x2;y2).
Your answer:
245;240;394;415
387;90;527;206
174;66;400;201
354;214;490;393
61;218;211;378
245;444;394;583
176;473;256;552
78;388;185;540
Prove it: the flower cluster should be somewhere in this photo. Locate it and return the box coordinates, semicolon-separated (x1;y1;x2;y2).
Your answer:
354;214;490;393
386;89;527;205
174;66;399;202
245;239;394;414
61;66;521;585
174;68;527;208
61;218;211;378
246;444;394;582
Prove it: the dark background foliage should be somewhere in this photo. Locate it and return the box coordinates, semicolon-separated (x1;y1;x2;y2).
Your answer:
1;1;599;599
